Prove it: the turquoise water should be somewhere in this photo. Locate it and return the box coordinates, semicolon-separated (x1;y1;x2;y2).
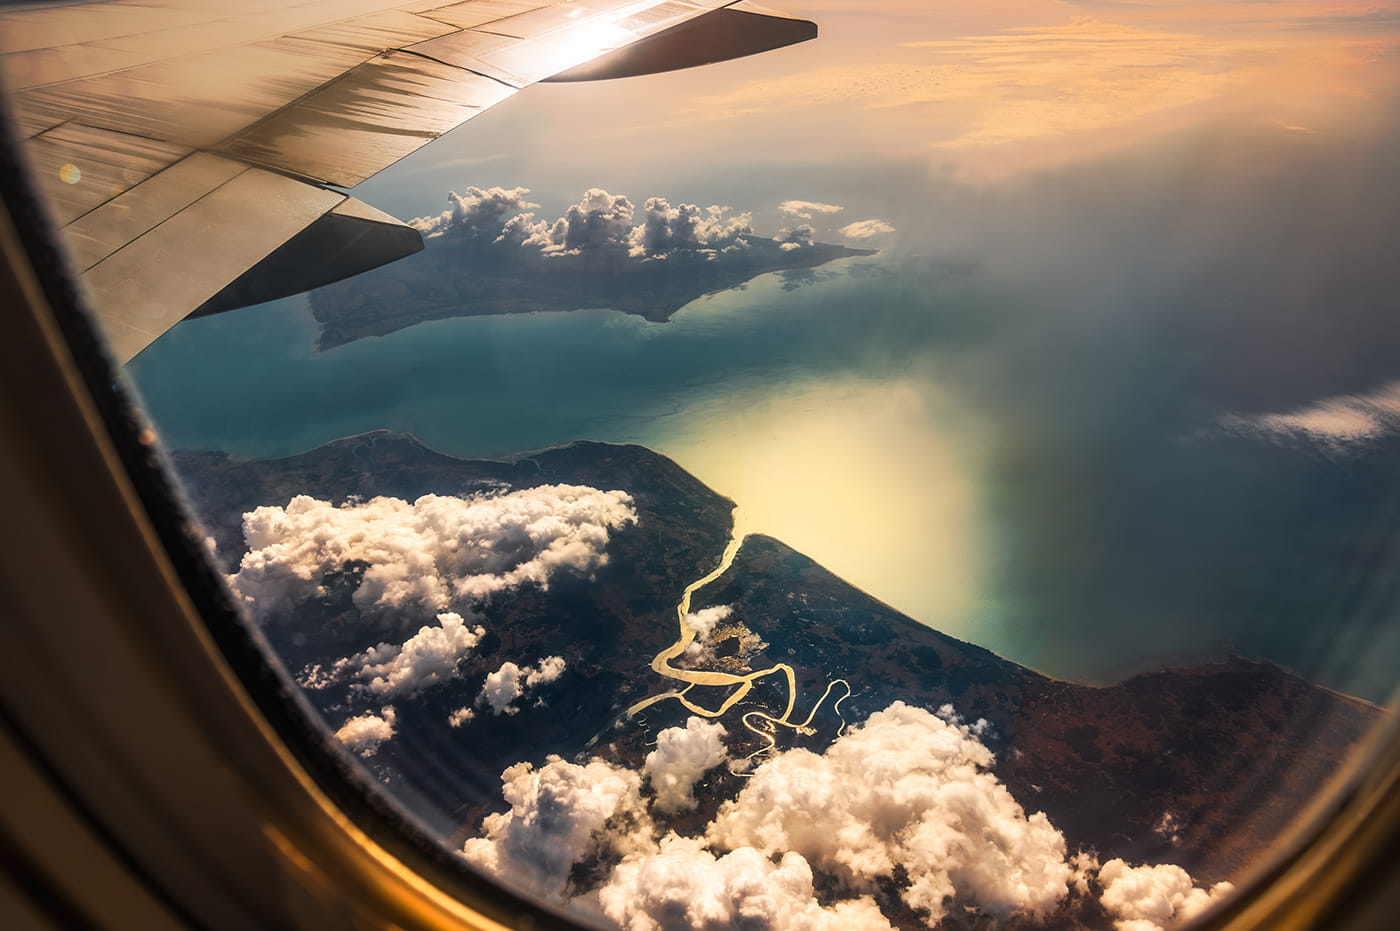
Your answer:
126;249;1400;703
131;260;928;459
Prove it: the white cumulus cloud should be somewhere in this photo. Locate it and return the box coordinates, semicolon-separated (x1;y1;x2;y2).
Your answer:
409;185;538;238
707;701;1073;923
462;755;653;898
1099;859;1233;931
599;835;892;931
779;200;845;220
334;707;396;757
630;197;751;257
840;219;896;239
459;700;1234;928
328;611;485;697
228;485;636;621
478;655;568;715
644;717;729;813
535;188;637;253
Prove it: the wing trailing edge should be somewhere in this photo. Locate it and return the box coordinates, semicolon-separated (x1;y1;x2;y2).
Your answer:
544;2;816;83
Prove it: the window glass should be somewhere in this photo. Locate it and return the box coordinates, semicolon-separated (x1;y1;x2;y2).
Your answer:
7;1;1400;928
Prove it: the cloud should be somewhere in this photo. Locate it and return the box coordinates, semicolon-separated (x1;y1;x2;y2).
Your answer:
683;604;732;660
644;717;729;813
629;197;752;257
477;656;568;715
448;706;475;727
684;604;730;640
598;835;893;931
1220;382;1400;447
707;701;1074;922
409;185;781;260
540;188;637;252
309;612;486;697
334;707;396;757
779;200;845;220
840;219;896;239
776;224;815;248
1098;859;1234;931
228;485;636;620
461;700;1237;927
462;755;653;898
409;186;537;238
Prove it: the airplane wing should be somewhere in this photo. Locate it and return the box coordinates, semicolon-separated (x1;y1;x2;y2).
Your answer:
0;0;816;363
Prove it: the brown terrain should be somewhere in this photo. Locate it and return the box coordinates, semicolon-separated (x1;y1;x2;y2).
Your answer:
170;433;1382;926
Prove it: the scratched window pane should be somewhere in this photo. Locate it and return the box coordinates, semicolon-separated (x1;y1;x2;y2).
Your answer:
14;0;1400;928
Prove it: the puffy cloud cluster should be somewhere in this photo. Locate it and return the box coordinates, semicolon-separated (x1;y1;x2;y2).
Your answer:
318;612;485;697
629;197;752;257
707;701;1073;922
534;188;637;252
1098;859;1234;931
334;707;396;757
599;836;892;931
477;655;567;715
840;219;897;239
462;701;1237;929
411;184;774;258
779;200;844;220
683;604;730;648
409;186;537;238
462;756;653;898
228;485;636;620
643;718;729;813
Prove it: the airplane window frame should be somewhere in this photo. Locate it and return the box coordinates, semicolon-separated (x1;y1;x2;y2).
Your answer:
0;92;600;931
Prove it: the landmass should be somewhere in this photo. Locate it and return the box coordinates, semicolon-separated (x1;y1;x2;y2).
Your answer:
171;434;1380;929
307;185;878;350
308;232;874;349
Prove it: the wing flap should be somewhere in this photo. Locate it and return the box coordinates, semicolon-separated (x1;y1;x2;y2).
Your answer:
82;168;346;363
28;123;191;226
61;153;247;273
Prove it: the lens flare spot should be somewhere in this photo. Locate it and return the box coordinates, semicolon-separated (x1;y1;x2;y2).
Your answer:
59;163;81;185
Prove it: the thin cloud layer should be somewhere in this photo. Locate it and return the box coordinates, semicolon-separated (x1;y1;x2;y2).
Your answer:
229;485;636;620
779;200;845;219
477;656;568;715
840;219;896;239
643;717;729;813
1220;381;1400;448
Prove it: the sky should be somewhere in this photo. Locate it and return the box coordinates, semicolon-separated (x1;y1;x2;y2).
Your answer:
125;0;1400;700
